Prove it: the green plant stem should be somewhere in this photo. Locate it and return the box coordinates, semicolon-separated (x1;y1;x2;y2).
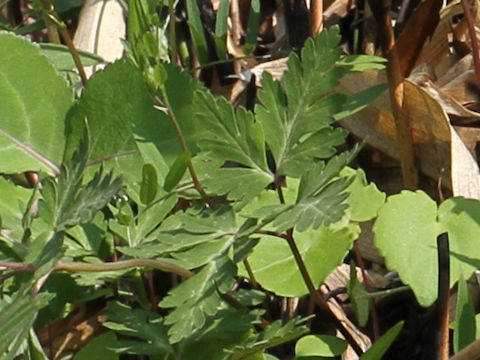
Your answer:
155;92;212;207
0;259;194;278
55;259;194;278
367;286;409;298
38;0;88;85
242;259;258;288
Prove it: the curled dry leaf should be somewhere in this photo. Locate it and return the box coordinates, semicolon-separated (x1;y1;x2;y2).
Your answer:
338;70;480;200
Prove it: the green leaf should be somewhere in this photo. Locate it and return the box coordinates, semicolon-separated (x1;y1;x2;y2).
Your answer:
295;335;347;357
39;43;102;71
164;152;191;192
360;321;403;360
347;261;371;327
373;191;439;306
0;177;33;240
374;192;480;307
437;197;480;289
73;332;119;360
271;150;357;232
152;64;206;164
342;167;385;222
0;290;53;360
186;0;208;64
228;317;309;359
454;274;476;353
334;84;387;121
64;60;170;186
214;0;229;59
180;309;260;360
140;163;158;204
337;54;387;71
244;0;260;53
104;301;173;356
39;137;122;232
194;91;273;201
240;225;359;297
159;256;236;343
0;32;72;174
255;27;347;178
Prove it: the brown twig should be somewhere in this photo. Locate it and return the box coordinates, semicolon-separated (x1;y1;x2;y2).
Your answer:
310;0;323;36
436;233;450;360
374;0;418;189
461;0;480;86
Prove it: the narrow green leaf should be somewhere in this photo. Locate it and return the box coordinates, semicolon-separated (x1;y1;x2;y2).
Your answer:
0;32;72;174
244;0;260;54
186;0;208;64
214;0;229;59
215;0;229;38
337;54;387;71
347;261;370;326
39;43;102;71
295;334;347;357
360;321;403;360
163;152;191;192
334;83;388;120
454;274;476;353
140;163;158;204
